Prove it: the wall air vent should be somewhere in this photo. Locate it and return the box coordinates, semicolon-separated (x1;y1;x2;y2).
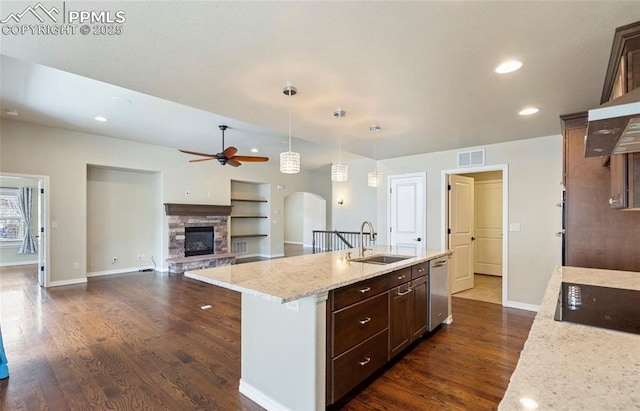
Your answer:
232;240;247;254
457;149;485;167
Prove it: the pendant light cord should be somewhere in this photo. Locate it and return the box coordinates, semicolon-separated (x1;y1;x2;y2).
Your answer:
288;93;292;152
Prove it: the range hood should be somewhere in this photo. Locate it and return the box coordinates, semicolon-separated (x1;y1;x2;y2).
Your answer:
585;87;640;157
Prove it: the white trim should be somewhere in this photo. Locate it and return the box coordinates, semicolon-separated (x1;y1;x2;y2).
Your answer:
505;301;539;312
444;314;453;325
441;164;509;306
0;260;38;267
266;253;285;258
386;172;427;247
284;241;303;245
48;277;87;287
87;266;155;277
239;379;291;411
0;172;50;288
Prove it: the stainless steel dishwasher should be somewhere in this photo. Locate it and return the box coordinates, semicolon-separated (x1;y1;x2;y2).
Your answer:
428;256;449;331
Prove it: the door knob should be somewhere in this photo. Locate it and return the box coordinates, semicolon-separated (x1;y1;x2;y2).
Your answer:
413;237;422;242
471;236;476;241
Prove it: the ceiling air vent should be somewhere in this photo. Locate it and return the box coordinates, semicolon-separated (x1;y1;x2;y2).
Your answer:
457;149;485;167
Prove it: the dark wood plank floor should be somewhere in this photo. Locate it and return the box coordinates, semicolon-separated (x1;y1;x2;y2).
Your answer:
0;266;534;410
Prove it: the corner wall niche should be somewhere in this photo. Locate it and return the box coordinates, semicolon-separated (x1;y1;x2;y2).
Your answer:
164;203;235;273
230;181;270;259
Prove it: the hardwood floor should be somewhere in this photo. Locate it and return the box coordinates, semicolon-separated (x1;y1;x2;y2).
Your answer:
0;265;534;410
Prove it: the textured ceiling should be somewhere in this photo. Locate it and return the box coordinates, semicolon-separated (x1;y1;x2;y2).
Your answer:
0;1;638;169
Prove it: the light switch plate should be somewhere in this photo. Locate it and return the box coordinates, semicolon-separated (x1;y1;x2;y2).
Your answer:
509;223;521;232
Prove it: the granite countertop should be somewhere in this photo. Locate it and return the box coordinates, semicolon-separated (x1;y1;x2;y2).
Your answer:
185;246;450;303
499;266;640;411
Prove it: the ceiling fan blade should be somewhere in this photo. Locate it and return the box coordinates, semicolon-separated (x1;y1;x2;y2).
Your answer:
223;146;238;157
189;157;216;163
178;149;215;157
227;159;242;167
232;155;269;162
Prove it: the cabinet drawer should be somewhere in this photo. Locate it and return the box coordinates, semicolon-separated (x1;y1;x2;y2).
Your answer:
332;292;388;357
389;267;411;288
411;262;428;279
332;275;389;310
331;329;388;403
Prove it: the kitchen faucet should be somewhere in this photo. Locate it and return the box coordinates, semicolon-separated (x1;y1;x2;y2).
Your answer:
359;220;377;257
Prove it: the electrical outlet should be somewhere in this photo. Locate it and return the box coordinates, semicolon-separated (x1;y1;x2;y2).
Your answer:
112;257;118;264
73;262;79;270
137;254;145;260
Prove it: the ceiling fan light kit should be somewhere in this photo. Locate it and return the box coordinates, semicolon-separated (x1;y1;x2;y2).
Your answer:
280;85;301;174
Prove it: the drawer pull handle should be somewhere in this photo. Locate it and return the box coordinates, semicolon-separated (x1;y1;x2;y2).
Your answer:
359;317;371;326
359;357;371;366
397;275;406;280
359;287;371;294
417;268;425;273
397;287;412;296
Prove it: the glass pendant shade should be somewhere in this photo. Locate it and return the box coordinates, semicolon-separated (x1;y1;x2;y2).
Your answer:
368;171;382;187
280;151;300;174
331;163;348;182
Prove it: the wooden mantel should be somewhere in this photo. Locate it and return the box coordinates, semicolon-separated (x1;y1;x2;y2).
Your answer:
164;203;232;216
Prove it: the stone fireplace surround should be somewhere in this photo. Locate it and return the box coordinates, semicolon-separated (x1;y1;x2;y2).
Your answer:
164;203;236;273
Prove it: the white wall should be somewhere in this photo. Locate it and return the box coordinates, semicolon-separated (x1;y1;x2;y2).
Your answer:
0;176;40;267
331;158;378;232
302;193;326;247
371;135;563;307
87;166;160;274
0;119;327;284
284;192;304;244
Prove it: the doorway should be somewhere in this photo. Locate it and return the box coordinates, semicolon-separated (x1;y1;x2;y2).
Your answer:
442;165;508;306
0;173;50;287
283;192;326;256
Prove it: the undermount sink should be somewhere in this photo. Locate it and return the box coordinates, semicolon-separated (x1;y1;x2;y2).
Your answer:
351;254;412;265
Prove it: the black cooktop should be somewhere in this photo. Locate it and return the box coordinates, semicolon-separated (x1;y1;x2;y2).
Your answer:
554;282;640;335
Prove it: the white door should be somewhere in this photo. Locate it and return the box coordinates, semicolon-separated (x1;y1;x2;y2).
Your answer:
474;180;503;276
449;174;474;293
388;173;425;249
37;179;46;287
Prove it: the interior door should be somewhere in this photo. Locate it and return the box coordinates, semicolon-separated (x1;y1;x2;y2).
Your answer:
37;179;46;287
474;180;503;276
448;174;474;294
388;173;425;249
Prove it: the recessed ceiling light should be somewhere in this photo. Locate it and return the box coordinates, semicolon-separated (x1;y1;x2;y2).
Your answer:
4;109;19;116
94;116;107;122
250;148;259;153
370;124;381;133
495;60;523;74
518;107;539;116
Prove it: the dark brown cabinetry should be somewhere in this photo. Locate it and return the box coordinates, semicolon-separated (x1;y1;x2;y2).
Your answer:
327;262;434;405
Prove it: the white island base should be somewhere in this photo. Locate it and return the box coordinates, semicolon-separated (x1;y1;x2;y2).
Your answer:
239;292;328;411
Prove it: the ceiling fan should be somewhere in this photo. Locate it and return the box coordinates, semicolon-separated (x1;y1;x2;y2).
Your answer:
178;125;269;167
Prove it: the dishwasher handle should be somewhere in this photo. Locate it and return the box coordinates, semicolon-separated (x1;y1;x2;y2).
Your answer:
432;259;448;268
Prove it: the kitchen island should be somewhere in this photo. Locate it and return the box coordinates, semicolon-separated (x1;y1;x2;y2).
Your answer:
499;266;640;410
185;246;450;411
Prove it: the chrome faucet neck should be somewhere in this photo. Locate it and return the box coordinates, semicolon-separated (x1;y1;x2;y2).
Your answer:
359;220;376;257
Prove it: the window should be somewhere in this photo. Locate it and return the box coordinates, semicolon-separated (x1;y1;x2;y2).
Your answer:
0;188;25;242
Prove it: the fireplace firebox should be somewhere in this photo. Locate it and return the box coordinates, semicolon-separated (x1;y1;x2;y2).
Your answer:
184;226;214;257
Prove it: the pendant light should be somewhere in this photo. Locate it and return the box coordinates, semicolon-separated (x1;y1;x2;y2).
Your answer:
331;110;348;182
367;124;382;187
280;86;300;174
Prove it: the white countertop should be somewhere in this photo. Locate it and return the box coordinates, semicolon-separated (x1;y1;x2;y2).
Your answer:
499;266;640;411
185;246;449;303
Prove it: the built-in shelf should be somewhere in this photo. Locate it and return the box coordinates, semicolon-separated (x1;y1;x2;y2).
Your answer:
231;215;268;219
230;198;268;203
231;234;268;238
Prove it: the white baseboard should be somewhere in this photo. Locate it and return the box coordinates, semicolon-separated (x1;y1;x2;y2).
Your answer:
239;379;290;411
505;300;539;312
444;314;453;325
87;266;154;277
284;241;303;245
0;260;38;267
267;253;284;258
48;277;88;287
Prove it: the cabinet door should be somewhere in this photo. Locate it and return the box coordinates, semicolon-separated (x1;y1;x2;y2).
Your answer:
609;154;628;209
411;276;428;341
389;283;412;358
